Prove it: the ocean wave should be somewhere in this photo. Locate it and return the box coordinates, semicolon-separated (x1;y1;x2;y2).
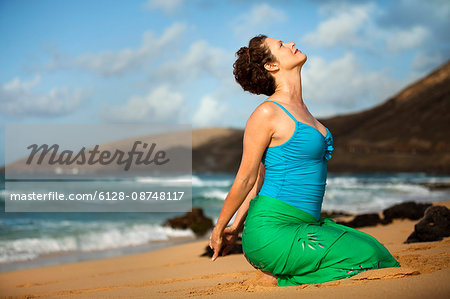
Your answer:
192;175;232;187
0;224;194;264
326;176;359;188
198;189;228;200
134;175;192;186
326;177;430;194
133;174;233;188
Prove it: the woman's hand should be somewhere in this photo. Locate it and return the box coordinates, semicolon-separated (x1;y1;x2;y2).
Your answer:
208;228;223;261
209;226;240;261
221;226;240;257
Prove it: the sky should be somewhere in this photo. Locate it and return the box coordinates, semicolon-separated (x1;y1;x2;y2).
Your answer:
1;0;449;166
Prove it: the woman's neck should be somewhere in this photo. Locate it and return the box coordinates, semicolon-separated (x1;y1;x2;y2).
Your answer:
273;69;303;105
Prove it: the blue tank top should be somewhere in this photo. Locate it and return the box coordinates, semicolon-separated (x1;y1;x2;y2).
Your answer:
258;100;334;220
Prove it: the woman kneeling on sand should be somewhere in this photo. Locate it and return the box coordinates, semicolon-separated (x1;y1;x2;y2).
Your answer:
209;34;400;287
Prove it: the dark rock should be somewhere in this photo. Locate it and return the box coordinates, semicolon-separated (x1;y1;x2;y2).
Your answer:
163;207;213;237
405;205;450;243
380;218;393;225
201;237;243;257
383;201;432;221
336;213;381;228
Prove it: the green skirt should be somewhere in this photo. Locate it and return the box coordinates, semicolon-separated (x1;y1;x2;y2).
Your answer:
242;195;401;287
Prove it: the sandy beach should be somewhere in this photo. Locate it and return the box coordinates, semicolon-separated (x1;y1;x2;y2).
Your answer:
1;200;449;298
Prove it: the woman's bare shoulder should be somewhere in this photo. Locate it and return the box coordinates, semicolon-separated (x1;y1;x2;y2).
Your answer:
250;99;278;120
244;100;277;133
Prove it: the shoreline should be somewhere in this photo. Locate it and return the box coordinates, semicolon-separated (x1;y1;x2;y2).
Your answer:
1;200;449;298
0;235;200;274
3;196;448;274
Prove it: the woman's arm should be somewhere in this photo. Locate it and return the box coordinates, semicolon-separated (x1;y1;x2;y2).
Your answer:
220;164;264;257
230;162;265;233
209;104;273;261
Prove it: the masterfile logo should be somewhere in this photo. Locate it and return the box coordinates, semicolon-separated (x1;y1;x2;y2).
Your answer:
5;124;192;212
26;141;170;171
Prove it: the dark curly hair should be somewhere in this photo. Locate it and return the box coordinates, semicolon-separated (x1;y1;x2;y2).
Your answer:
233;34;277;96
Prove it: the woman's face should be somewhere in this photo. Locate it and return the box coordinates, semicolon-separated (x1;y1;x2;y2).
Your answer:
263;37;307;69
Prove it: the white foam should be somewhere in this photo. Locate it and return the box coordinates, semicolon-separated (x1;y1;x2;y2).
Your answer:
133;174;233;187
78;224;194;251
135;175;192;186
0;224;194;264
326;176;358;188
191;175;232;187
200;189;228;200
0;237;77;263
322;177;437;214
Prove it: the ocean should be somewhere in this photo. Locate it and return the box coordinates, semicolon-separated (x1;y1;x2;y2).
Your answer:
1;172;449;272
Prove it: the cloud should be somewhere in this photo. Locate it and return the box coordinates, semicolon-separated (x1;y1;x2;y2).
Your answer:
156;40;233;85
0;75;87;117
232;3;287;39
376;0;449;71
46;23;186;77
385;26;430;52
303;3;374;49
84;29;238;127
192;95;229;127
302;53;404;114
100;85;188;123
377;0;450;34
411;51;447;72
305;0;448;72
142;0;186;15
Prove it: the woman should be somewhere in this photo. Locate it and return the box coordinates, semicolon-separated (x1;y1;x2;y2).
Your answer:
208;35;400;287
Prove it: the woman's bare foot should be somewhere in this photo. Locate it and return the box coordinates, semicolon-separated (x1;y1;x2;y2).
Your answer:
257;270;278;286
